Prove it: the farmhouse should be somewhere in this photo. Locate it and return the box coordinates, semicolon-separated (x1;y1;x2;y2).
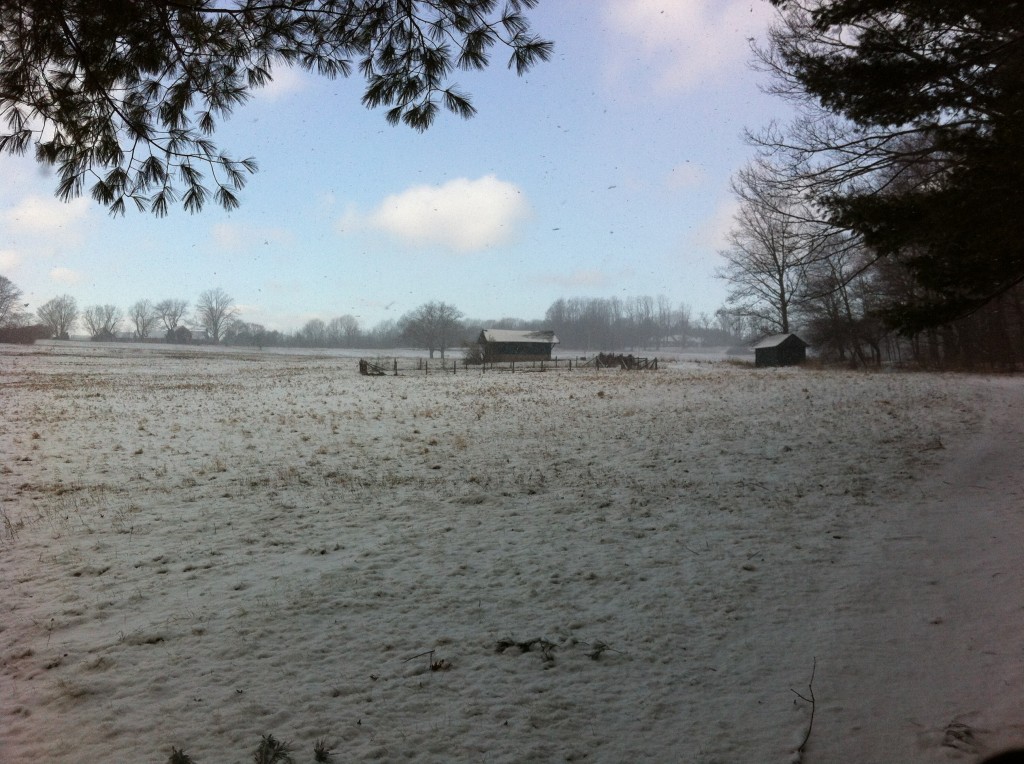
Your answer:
752;333;809;367
478;329;559;362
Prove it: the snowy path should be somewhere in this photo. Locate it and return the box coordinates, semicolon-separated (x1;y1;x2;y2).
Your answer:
807;378;1024;762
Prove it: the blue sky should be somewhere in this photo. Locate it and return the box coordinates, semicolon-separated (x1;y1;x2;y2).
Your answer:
1;0;789;334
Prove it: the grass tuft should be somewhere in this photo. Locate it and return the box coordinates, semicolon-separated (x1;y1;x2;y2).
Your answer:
313;737;333;762
253;733;293;764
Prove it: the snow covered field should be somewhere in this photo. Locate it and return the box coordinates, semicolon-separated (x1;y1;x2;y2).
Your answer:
1;343;1022;763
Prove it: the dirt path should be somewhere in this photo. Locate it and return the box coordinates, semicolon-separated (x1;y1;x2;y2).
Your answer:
807;377;1024;763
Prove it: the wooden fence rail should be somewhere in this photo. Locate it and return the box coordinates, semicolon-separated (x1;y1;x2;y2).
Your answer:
359;357;580;375
359;355;659;376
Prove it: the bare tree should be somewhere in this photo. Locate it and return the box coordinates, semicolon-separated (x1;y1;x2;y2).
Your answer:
327;315;361;346
654;295;674;350
81;304;124;340
399;301;464;359
155;299;189;335
127;299;159;340
195;288;239;343
717;161;835;335
0;275;28;328
299;318;327;347
367;318;400;348
547;295;702;350
36;295;78;339
224;321;269;348
624;295;657;349
676;302;693;346
544;296;626;350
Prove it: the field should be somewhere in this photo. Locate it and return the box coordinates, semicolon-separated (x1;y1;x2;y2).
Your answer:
2;343;1023;763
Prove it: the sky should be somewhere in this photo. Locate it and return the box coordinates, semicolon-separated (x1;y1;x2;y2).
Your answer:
0;0;791;335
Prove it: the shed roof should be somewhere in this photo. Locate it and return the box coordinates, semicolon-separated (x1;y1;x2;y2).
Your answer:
751;332;808;350
480;329;559;345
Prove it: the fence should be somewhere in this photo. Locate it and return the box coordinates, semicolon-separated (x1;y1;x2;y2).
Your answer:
359;357;580;376
358;355;659;376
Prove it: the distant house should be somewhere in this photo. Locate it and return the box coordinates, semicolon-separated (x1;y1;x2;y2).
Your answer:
166;326;194;344
478;329;559;362
752;333;808;367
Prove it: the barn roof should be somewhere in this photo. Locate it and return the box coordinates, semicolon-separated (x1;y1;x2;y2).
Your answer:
752;332;808;350
480;329;559;345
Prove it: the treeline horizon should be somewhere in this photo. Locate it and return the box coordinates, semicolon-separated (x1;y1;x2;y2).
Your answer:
1;276;741;352
228;295;739;352
154;294;739;352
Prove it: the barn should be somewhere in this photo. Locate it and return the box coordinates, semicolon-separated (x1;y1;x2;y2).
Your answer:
752;333;809;367
478;329;559;362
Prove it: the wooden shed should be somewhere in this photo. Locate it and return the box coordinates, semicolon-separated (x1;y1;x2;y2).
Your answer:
752;333;808;367
478;329;559;362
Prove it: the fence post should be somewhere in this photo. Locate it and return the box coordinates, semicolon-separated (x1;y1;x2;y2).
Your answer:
393;360;398;376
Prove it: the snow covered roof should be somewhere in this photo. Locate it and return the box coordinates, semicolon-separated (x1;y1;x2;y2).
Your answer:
480;329;559;345
751;333;807;349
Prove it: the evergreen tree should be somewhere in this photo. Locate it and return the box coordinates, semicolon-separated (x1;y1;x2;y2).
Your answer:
0;1;551;215
765;0;1024;331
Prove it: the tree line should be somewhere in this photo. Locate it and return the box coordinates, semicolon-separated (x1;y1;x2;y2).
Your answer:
717;0;1024;369
1;277;736;354
543;296;735;351
0;281;242;344
235;296;736;353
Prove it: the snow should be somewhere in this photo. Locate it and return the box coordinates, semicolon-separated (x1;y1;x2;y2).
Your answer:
1;343;1022;763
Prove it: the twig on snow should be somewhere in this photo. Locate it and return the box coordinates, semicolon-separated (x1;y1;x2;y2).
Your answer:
584;640;623;660
403;649;436;663
791;657;817;756
403;648;451;671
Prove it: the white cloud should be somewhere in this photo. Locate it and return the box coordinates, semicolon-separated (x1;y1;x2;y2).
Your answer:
0;250;21;271
3;195;91;238
255;65;308;101
604;0;777;91
342;175;531;253
50;267;84;285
